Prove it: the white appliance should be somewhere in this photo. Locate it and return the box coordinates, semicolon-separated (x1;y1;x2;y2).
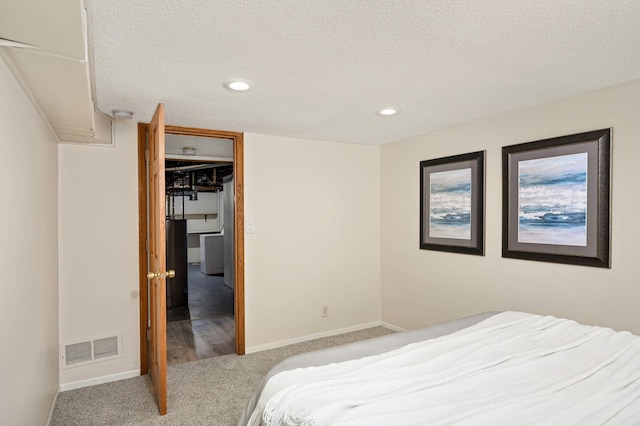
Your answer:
200;232;224;274
223;175;235;289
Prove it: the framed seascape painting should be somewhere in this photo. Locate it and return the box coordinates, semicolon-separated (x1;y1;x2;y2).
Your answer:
420;151;485;255
502;128;611;268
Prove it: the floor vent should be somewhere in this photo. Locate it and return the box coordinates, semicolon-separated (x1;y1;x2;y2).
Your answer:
61;334;122;369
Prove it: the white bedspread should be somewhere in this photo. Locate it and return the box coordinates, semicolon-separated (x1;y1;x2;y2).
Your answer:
248;311;640;425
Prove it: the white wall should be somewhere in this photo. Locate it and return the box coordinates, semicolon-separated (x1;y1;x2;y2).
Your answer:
0;57;59;425
244;133;381;350
381;79;640;335
58;120;140;386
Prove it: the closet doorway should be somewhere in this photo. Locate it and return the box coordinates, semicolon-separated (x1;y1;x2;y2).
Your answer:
165;137;235;364
137;124;245;376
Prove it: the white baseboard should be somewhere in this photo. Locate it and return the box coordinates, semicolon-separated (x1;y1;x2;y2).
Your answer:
381;321;406;332
46;390;59;426
59;369;141;392
246;321;383;354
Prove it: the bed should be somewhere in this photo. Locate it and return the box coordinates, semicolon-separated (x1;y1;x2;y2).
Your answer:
239;311;640;425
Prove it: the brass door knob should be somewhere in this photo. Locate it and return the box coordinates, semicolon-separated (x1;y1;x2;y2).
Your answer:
147;270;176;279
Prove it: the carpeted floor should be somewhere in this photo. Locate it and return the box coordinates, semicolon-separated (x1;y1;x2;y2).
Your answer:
50;326;394;426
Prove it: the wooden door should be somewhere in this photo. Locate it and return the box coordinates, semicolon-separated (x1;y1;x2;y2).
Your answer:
148;103;168;414
137;122;246;388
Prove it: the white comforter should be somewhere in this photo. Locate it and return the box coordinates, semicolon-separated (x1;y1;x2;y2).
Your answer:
248;312;640;425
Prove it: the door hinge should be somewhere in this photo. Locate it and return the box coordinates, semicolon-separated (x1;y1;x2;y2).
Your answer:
145;149;149;161
146;328;150;341
145;239;149;253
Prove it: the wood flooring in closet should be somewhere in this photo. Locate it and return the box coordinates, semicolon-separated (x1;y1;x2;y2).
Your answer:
166;315;235;364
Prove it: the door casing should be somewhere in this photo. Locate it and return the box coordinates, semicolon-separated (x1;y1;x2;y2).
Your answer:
137;123;245;377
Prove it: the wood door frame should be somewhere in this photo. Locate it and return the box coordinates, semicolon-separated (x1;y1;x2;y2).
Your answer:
138;123;245;375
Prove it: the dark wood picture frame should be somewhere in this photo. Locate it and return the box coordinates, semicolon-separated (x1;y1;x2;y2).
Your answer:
420;151;485;256
502;128;611;268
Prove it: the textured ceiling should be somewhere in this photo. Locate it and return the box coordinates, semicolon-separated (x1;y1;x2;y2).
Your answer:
89;0;640;146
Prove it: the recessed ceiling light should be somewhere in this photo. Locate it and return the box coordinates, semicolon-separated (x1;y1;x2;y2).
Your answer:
376;107;399;116
223;79;255;92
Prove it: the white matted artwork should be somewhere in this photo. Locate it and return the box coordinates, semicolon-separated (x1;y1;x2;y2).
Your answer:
517;152;588;246
429;168;472;240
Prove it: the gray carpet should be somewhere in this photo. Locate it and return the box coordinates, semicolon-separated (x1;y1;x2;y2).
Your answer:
50;326;394;425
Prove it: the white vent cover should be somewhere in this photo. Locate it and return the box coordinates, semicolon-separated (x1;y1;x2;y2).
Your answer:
65;341;92;365
61;334;122;369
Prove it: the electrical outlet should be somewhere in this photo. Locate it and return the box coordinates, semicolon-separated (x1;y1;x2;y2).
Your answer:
321;306;329;318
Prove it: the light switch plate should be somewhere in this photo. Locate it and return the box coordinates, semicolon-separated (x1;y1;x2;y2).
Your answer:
246;219;255;234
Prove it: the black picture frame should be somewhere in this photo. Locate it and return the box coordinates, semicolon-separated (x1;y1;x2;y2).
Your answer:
502;128;611;268
420;151;485;255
